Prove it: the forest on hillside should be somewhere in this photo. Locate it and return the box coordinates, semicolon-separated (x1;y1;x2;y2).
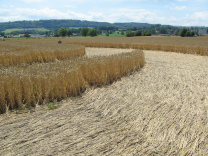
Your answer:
0;19;152;31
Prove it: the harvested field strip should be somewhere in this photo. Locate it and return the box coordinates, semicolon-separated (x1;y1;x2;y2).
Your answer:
85;47;134;57
0;50;145;114
0;42;85;66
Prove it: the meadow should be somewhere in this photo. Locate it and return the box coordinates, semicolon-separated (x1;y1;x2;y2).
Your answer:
3;28;50;34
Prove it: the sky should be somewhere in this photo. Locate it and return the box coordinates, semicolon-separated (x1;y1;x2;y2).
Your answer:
0;0;208;26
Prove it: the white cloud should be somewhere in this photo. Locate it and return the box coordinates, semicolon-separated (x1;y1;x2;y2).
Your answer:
165;11;208;26
0;15;26;22
16;8;71;18
192;11;208;20
169;3;187;11
0;7;163;23
0;7;92;22
0;6;208;26
174;6;186;10
85;8;166;23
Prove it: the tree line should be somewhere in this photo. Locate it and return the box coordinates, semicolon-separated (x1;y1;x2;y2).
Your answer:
56;27;98;37
179;28;195;37
57;26;196;37
0;24;198;38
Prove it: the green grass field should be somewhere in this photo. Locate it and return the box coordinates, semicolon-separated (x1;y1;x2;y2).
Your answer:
109;34;125;37
3;28;50;34
98;33;125;37
3;29;22;34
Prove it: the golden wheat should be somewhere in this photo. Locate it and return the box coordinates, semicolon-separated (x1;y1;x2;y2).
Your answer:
2;36;206;114
0;40;144;113
0;42;85;66
64;36;208;56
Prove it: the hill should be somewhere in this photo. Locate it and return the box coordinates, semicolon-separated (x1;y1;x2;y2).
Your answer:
0;19;152;31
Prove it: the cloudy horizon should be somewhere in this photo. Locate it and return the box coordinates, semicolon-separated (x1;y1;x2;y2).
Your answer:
0;0;208;26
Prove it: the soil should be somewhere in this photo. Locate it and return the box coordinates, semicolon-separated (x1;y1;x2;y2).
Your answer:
0;48;208;155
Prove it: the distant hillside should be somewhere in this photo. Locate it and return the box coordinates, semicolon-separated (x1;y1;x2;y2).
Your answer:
0;19;152;31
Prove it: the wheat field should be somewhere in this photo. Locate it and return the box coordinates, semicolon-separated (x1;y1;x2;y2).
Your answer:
0;47;208;155
0;37;208;155
0;40;144;113
0;41;85;66
66;36;208;56
8;36;208;56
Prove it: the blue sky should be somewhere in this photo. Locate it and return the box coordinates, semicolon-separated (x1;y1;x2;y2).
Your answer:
0;0;208;26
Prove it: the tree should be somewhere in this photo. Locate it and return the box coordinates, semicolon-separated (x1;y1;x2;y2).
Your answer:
151;28;156;35
190;31;195;37
0;32;5;36
67;30;72;36
185;31;191;37
88;29;98;37
54;28;60;37
106;33;109;37
179;28;188;37
159;27;167;34
126;30;134;37
58;27;67;37
81;28;89;37
134;30;142;36
143;31;151;36
155;24;161;28
24;33;30;38
45;30;52;37
145;32;151;36
179;28;195;37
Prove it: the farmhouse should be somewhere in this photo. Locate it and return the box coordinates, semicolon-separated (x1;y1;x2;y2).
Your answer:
72;33;78;36
30;35;46;38
12;34;25;38
12;35;20;38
